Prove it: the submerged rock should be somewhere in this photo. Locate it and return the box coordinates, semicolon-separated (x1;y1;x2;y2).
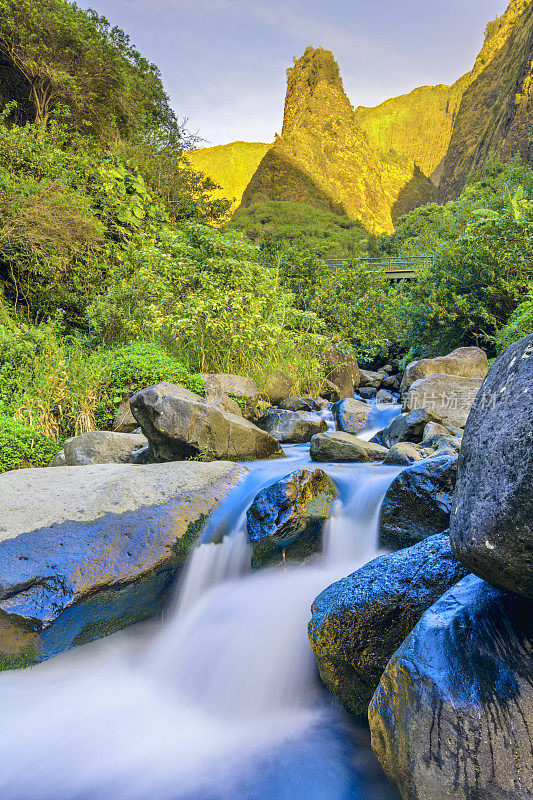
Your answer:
332;398;372;434
0;461;246;665
255;409;327;443
311;432;388;463
309;534;468;718
131;382;284;461
369;574;533;800
379;455;457;549
451;334;533;599
247;468;336;567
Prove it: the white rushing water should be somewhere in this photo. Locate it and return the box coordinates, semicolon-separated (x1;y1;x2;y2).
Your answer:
0;405;402;800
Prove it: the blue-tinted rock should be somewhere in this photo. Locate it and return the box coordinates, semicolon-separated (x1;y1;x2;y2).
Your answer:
370;574;533;800
0;462;245;666
451;334;533;598
247;468;336;567
332;398;371;434
379;455;457;550
308;534;468;718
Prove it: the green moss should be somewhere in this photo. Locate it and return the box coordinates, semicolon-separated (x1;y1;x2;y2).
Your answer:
0;645;40;672
172;513;210;563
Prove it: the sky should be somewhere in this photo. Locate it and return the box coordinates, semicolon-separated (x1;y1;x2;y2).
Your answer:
86;0;509;147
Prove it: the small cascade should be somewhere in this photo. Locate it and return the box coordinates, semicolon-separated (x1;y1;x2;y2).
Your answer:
0;403;404;800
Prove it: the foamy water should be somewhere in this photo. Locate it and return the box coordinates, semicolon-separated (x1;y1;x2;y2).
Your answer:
0;405;402;800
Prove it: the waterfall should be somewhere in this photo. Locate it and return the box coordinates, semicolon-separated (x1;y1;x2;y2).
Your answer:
0;405;402;800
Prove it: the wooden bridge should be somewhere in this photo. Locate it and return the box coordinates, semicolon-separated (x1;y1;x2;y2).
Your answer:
324;256;434;281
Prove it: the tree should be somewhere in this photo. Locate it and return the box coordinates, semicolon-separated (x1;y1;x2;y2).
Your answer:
0;0;177;140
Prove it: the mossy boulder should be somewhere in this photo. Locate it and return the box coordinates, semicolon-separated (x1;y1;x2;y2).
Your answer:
309;534;468;718
247;468;336;567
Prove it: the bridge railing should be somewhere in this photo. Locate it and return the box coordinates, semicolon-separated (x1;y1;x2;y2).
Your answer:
324;255;434;274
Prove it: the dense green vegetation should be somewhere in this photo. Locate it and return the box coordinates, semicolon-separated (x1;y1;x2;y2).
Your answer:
228;201;373;258
0;0;531;474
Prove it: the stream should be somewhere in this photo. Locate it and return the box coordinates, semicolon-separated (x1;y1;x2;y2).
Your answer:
0;403;403;800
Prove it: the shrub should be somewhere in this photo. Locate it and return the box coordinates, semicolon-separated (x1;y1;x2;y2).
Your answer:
93;340;202;428
494;288;533;353
0;416;60;473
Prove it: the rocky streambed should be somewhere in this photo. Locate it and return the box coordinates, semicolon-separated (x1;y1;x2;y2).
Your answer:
0;339;530;800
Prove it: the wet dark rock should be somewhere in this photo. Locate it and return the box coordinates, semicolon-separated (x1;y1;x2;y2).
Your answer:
131;382;284;461
381;374;401;392
309;534;468;718
369;574;533;800
256;409;327;443
379;455;458;549
332;398;372;434
381;408;444;448
279;396;321;412
451;334;533;599
311;432;388;463
0;462;246;664
358;387;377;401
247;468;336;567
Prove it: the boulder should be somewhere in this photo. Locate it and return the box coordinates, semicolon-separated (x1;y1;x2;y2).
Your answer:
376;389;394;404
402;373;484;428
379;455;457;549
262;371;294;405
381;374;401;392
382;442;425;466
332;398;372;434
112;399;138;433
247;469;336;567
319;379;342;402
359;370;383;389
451;334;533;599
311;432;388;463
279;396;321;412
422;421;452;440
255;409;327;443
309;534;468;718
59;432;148;467
369;574;533;800
358;387;377;400
203;389;243;417
0;461;246;665
48;450;66;467
131;382;284;461
401;346;488;392
381;407;444;448
322;347;361;397
201;373;258;399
